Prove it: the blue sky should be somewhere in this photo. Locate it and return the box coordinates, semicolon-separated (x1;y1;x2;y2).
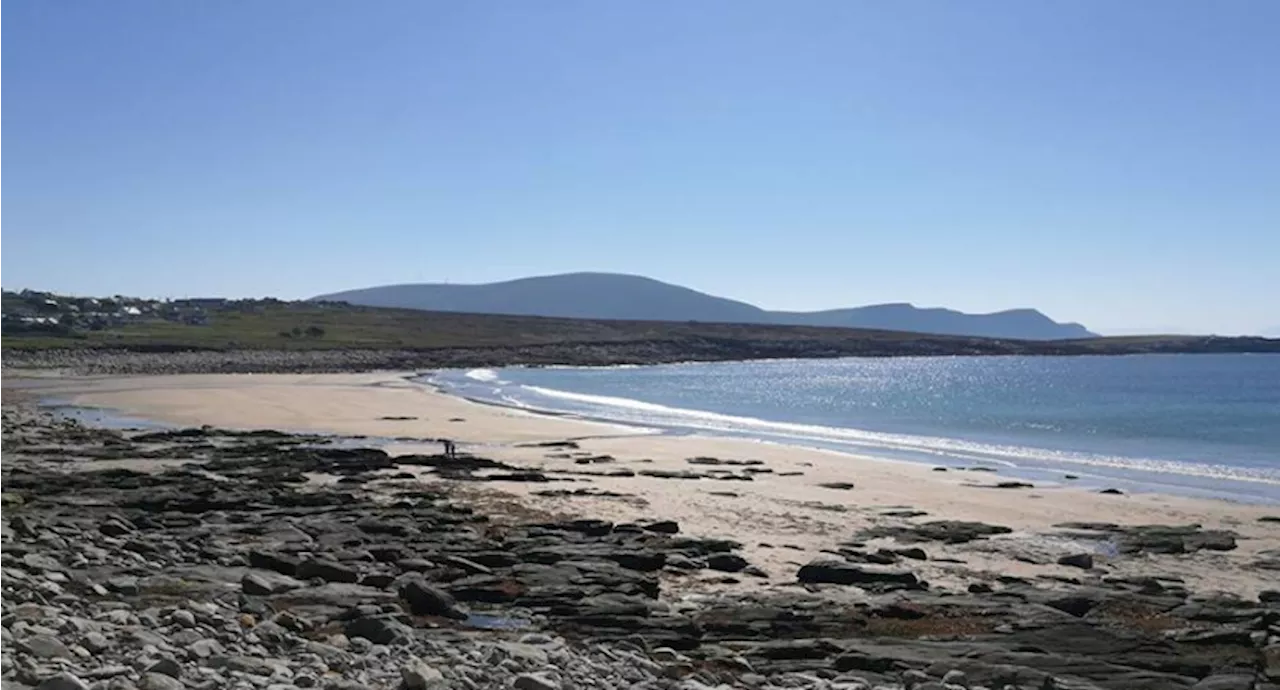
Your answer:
4;1;1277;335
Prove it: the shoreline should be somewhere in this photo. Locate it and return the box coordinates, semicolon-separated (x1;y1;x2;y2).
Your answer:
5;372;1280;689
38;366;1280;507
18;370;1280;599
428;366;1280;507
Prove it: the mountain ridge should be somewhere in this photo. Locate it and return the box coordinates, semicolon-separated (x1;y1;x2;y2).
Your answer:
313;272;1096;340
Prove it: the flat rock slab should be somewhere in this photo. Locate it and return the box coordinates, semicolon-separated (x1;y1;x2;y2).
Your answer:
796;558;921;588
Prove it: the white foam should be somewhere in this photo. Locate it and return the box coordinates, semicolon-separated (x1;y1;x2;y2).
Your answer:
519;385;1280;486
464;368;501;383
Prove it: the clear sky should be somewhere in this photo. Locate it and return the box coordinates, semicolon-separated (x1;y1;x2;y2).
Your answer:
3;1;1277;335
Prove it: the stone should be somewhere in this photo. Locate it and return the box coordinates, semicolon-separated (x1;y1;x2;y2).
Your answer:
514;673;560;690
146;658;183;679
1057;553;1094;569
106;576;139;595
941;669;968;687
242;571;304;595
644;520;680;534
400;579;467;619
706;554;749;573
818;482;855;490
170;609;197;628
99;519;134;537
188;638;224;659
1190;675;1258;690
1046;592;1104;617
82;632;111;654
441;555;491;575
36;673;90;690
400;659;446;689
23;553;64;571
344;616;413;645
138;672;184;690
20;634;72;659
296;557;359;583
862;520;1013;544
248;550;300;576
796;559;920;587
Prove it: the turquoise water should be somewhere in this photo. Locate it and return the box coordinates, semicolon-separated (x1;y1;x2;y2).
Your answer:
428;354;1280;504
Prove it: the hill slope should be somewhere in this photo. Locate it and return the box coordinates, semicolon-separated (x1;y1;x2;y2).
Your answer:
315;273;1096;340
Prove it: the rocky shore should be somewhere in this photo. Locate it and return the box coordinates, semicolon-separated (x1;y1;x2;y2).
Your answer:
3;403;1279;690
8;331;1280;377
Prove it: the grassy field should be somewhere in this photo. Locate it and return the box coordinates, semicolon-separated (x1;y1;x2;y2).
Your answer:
3;301;1275;356
2;302;981;350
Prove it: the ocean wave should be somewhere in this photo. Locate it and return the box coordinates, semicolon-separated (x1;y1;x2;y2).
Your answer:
464;368;501;383
518;385;1280;486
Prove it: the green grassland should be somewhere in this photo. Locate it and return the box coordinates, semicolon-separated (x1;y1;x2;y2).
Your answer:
3;300;1275;357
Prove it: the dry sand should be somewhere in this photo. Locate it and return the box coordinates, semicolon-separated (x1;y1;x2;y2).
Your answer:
29;371;1280;598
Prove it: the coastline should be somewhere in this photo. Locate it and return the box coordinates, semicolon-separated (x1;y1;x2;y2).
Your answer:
22;369;1280;599
7;369;1280;689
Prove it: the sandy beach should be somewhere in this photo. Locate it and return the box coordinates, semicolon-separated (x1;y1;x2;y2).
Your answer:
29;370;1280;599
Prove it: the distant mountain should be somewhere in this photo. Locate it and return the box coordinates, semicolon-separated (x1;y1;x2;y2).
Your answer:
313;272;1096;340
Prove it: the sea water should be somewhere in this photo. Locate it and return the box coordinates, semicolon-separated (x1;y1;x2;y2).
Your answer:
427;354;1280;504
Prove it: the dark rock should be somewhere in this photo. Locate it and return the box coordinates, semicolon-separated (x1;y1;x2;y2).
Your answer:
833;652;900;673
1117;525;1238;555
607;551;666;572
19;635;72;659
145;659;182;679
796;558;920;587
399;578;467;619
1099;488;1125;495
1057;553;1094;569
643;520;680;534
706;554;749;573
893;547;928;561
481;471;550;482
862;520;1013;544
396;558;436;572
1046;592;1104;617
994;481;1034;489
344;615;413;645
360;573;397;589
248;550;300;576
106;575;139;595
818;482;855;490
296;558;359;584
1190;675;1258;690
440;555;491;575
638;469;703;480
242;571;304;595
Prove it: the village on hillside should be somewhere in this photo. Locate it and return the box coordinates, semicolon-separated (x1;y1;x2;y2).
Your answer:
0;290;226;335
